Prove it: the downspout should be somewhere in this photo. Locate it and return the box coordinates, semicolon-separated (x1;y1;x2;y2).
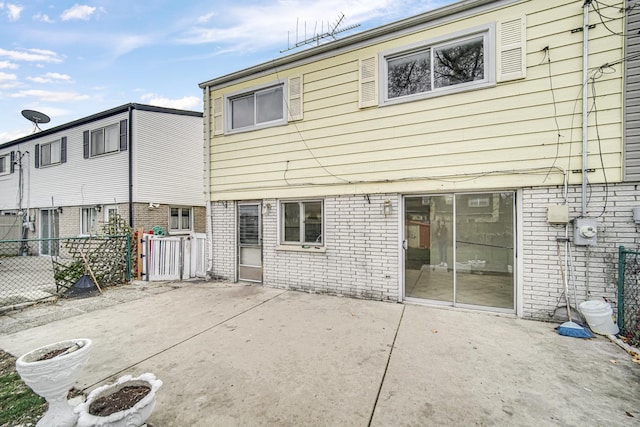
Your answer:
582;0;591;217
128;104;134;228
205;86;214;274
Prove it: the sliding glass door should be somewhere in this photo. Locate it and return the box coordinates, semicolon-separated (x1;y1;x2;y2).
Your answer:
404;192;515;311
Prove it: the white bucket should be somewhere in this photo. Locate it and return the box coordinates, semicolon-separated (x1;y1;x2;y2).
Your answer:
579;300;619;335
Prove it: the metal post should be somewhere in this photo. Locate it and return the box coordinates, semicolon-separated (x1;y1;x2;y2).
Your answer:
617;246;625;331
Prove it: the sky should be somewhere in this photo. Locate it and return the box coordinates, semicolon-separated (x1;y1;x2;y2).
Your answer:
0;0;455;143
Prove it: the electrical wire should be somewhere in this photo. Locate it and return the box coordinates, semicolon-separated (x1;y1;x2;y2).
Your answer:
542;47;564;184
588;66;611;217
591;0;628;36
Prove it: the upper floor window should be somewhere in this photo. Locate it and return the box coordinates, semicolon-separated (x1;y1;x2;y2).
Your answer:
40;139;62;166
0;153;10;175
382;25;494;105
91;124;119;156
226;83;286;133
170;207;192;233
83;120;128;159
35;139;66;168
280;200;323;245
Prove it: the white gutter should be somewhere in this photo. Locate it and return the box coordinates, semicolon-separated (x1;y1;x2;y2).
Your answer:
582;0;590;216
204;86;214;274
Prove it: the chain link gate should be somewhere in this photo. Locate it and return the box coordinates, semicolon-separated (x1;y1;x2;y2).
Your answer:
618;246;640;347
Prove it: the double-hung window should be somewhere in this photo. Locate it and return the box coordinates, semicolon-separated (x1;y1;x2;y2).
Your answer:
170;207;192;232
227;83;286;133
91;124;119;156
382;25;493;104
280;200;323;245
0;154;9;175
40;139;62;166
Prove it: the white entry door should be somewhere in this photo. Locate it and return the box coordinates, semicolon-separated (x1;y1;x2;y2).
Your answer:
238;203;262;282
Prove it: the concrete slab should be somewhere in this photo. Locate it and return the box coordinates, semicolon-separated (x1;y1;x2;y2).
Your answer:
371;305;640;426
1;282;639;426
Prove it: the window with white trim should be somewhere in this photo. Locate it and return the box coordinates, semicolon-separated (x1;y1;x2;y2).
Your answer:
0;154;9;175
80;207;99;235
91;124;119;156
170;207;192;232
382;25;494;104
226;83;286;133
280;200;323;245
40;139;62;166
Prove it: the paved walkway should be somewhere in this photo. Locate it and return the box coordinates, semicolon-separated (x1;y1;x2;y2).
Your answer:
1;281;639;426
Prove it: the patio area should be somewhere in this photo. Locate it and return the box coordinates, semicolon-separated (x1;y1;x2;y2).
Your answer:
0;281;638;426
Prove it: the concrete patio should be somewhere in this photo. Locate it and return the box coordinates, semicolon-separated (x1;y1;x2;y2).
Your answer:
0;281;639;426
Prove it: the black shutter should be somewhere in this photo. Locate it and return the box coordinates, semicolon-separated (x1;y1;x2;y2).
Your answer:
83;130;89;158
61;137;67;163
10;151;15;173
34;144;40;168
119;119;128;151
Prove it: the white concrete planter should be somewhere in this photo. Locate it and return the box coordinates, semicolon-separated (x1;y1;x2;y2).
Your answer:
75;373;163;427
15;338;93;427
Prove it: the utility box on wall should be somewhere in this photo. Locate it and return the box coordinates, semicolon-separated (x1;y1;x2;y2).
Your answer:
573;218;598;246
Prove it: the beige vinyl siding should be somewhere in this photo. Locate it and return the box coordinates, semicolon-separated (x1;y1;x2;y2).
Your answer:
625;3;640;180
207;0;624;200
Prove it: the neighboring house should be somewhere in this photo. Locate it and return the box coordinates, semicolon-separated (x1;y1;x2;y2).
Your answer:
0;103;205;251
199;0;637;320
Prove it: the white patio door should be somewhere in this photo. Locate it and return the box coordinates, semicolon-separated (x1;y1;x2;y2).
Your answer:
238;203;262;282
40;209;59;256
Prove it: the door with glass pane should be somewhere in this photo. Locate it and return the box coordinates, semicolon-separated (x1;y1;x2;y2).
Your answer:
238;203;262;282
40;209;59;256
404;192;515;311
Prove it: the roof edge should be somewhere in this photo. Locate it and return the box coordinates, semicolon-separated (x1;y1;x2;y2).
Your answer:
1;103;203;149
198;0;506;89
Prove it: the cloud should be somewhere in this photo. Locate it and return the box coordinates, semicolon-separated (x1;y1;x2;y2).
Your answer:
0;60;18;69
140;93;201;111
0;70;18;88
0;128;31;144
27;72;73;83
0;48;63;63
177;0;454;53
60;4;104;21
33;13;54;23
7;89;89;102
6;3;23;21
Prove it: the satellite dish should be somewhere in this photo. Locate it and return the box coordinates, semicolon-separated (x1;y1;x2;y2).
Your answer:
21;109;51;133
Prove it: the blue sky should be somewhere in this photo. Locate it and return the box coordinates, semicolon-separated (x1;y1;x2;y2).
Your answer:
0;0;454;143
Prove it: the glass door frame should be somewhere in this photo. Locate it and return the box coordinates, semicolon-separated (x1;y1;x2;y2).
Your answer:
401;191;517;314
237;202;263;283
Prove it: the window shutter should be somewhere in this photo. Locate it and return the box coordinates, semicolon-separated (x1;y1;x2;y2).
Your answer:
119;119;128;151
10;151;15;173
61;137;67;163
213;96;223;136
288;75;303;121
34;144;40;168
359;56;378;108
497;16;527;82
83;130;90;158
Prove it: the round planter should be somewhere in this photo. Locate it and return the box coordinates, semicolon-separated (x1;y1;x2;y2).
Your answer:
15;338;93;427
75;373;163;427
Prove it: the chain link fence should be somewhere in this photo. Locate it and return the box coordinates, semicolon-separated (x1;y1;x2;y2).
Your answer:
0;235;131;310
618;246;640;348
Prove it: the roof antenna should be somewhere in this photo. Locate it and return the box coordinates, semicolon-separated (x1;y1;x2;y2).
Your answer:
281;12;360;53
21;109;51;133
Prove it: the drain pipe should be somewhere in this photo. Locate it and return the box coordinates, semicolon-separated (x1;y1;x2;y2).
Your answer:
128;104;134;228
204;86;214;275
581;0;591;217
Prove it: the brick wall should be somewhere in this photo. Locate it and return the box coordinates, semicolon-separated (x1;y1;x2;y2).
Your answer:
522;183;640;320
261;194;399;301
211;201;236;280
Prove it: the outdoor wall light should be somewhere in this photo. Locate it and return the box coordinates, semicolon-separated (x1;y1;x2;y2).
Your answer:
383;200;392;217
95;204;102;212
56;207;63;214
262;203;272;215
